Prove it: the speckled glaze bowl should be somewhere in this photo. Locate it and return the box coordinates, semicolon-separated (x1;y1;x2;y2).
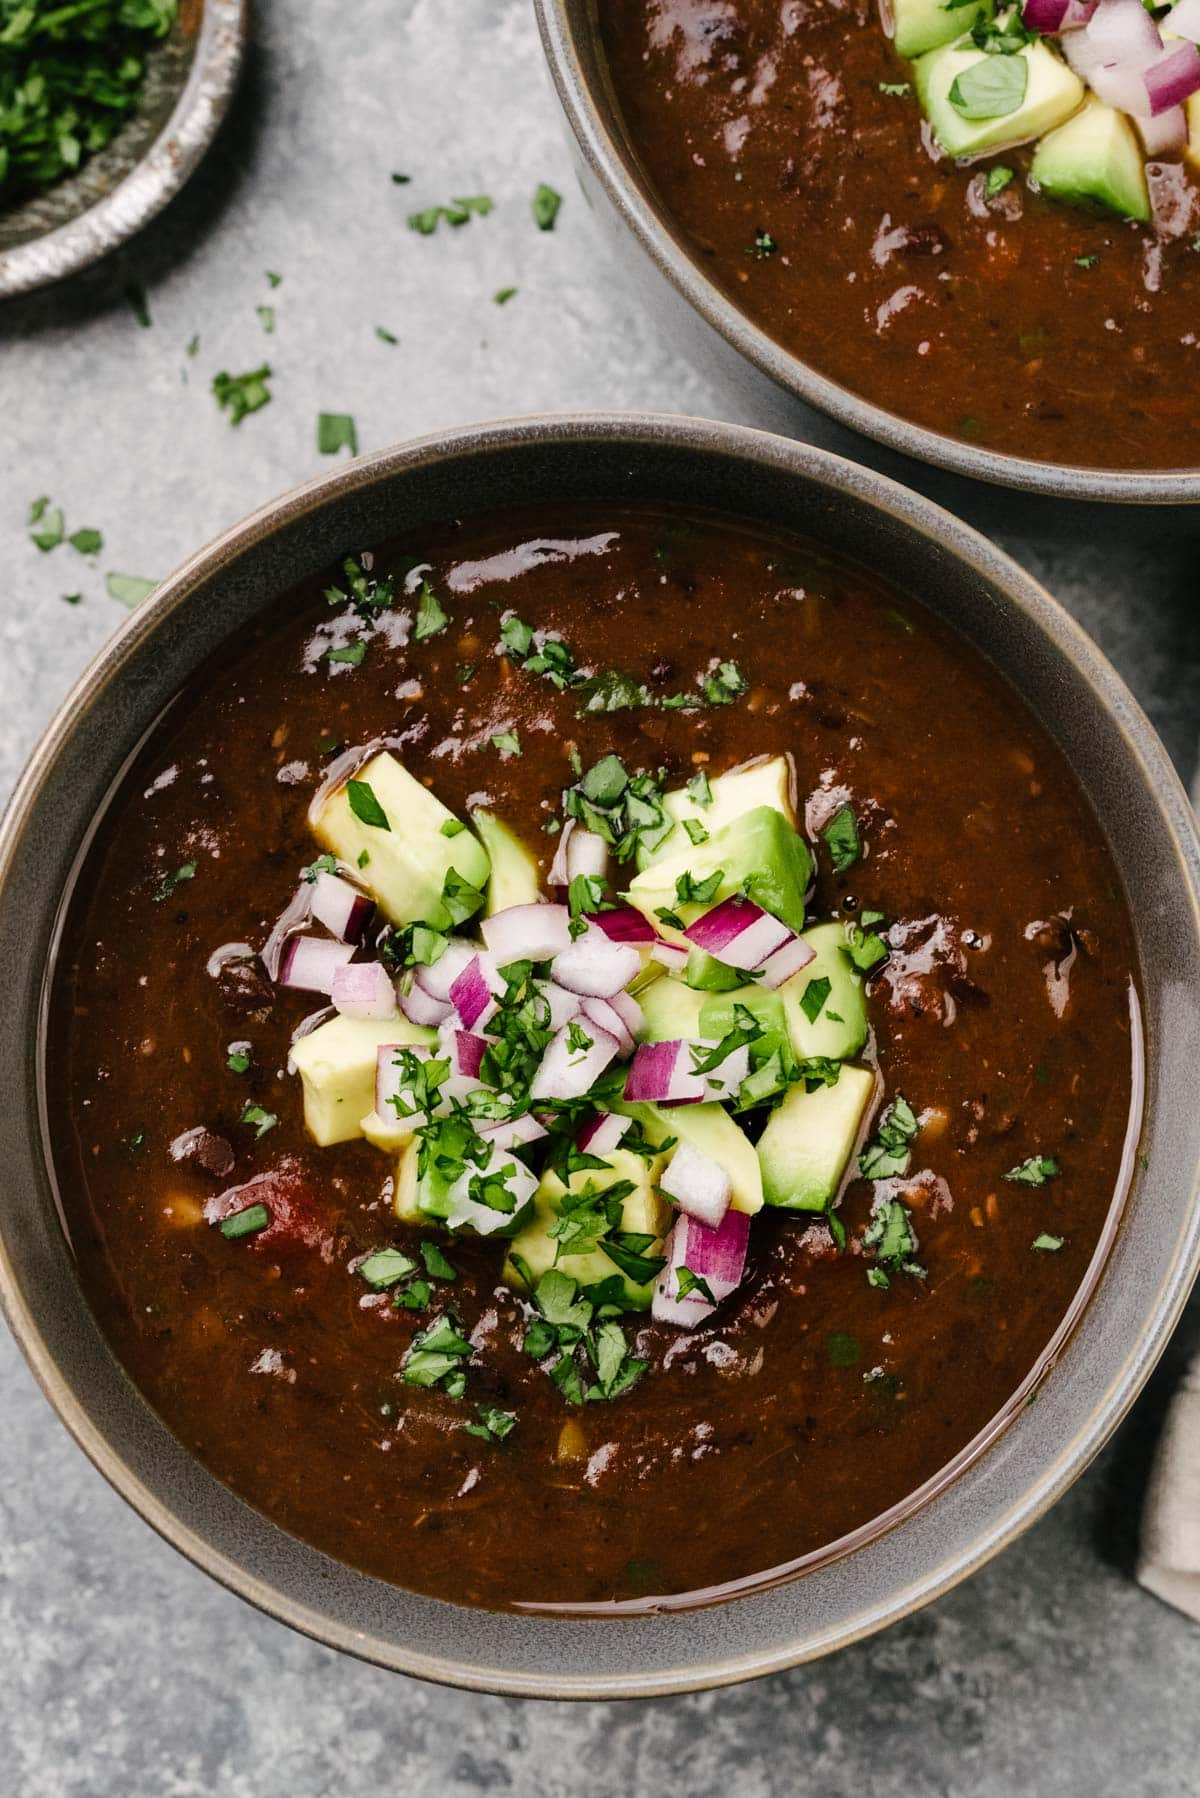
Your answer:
1;415;1198;1698
535;0;1200;509
0;0;246;300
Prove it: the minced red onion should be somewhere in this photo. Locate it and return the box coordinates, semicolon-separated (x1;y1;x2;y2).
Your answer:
551;926;642;998
759;934;817;990
659;1141;733;1230
650;941;689;974
1171;0;1200;41
1144;40;1200;114
607;987;644;1040
206;941;257;979
529;1020;621;1102
1136;101;1188;154
413;939;474;1004
684;895;794;969
1023;0;1071;35
399;980;453;1027
331;960;398;1021
261;883;313;980
278;934;355;994
584;905;656;945
479;1113;548;1152
481;901;572;963
662;1208;750;1306
576;1112;632;1156
580;994;636;1056
624;1039;707;1106
310;869;375;944
449;953;506;1030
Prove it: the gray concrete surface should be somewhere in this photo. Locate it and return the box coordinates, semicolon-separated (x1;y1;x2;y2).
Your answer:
1;2;1199;1793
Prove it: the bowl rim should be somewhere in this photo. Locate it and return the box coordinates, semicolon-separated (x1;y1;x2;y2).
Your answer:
0;0;247;301
2;411;1200;1698
533;0;1200;507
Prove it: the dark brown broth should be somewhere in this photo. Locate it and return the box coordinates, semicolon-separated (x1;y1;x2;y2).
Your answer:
47;505;1138;1610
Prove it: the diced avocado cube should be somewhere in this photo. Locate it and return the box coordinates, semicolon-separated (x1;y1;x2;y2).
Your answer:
313;750;490;926
471;809;543;912
757;1064;878;1210
503;1147;670;1310
1031;96;1150;223
914;36;1084;158
699;984;788;1050
361;1107;414;1155
290;1013;435;1146
779;922;868;1064
637;755;796;871
636;976;707;1042
893;0;992;60
627;805;813;947
615;1096;764;1214
394;1139;422;1224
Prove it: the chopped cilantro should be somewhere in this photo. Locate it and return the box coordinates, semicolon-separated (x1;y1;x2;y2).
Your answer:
749;227;778;258
687;769;712;808
683;818;709;846
327;639;366;667
1005;1155;1061;1186
532;182;563;230
106;572;156;608
949;55;1028;120
1075;254;1099;269
226;1047;251;1074
256;304;275;334
703;660;746;705
1032;1232;1064;1253
154;860;196;902
375;325;399;344
68;527;103;556
414;581;449;641
493;286;518;305
346;779;390;829
239;1103;278;1139
799;975;832;1024
407;194;494;234
317;413;358;456
126;283;151;328
358;1247;418;1289
420;1240;457;1280
219;1202;269;1240
491;730;521;758
878;80;911;95
863;1198;925;1284
676;1267;716;1305
859;1095;919;1179
212;365;272;425
28;497;63;552
822;804;861;872
463;1405;517;1444
985;165;1015;197
402;1313;474;1388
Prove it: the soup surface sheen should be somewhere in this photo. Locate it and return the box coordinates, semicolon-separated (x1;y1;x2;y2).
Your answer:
50;506;1137;1611
599;0;1200;471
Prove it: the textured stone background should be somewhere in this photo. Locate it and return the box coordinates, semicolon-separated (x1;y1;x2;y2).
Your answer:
1;3;1199;1793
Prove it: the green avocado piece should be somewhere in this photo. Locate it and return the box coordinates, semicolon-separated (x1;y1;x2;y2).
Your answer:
314;749;490;927
471;809;543;913
614;1096;765;1214
502;1148;670;1310
636;755;796;872
779;922;869;1064
914;36;1084;159
627;805;813;946
1030;96;1150;223
893;0;992;59
757;1064;877;1211
636;976;707;1042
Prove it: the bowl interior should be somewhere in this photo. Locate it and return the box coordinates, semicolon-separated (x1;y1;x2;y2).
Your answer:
2;417;1199;1696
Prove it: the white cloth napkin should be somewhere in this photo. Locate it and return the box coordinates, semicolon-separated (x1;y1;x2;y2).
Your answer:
1139;1353;1200;1620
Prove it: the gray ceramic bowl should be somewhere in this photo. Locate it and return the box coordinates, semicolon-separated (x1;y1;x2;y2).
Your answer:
535;0;1200;509
1;415;1198;1698
0;0;246;300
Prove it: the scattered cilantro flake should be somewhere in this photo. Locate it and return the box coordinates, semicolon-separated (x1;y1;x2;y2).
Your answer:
125;283;151;328
1005;1154;1061;1186
266;271;283;287
420;1240;457;1280
358;1247;418;1289
390;173;410;185
822;804;861;872
879;80;911;95
749;227;778;258
703;660;747;706
844;915;889;972
395;1278;431;1311
863;1198;924;1284
154;860;196;902
219;1202;269;1240
402;1313;474;1388
493;285;518;305
68;527;102;556
226;1047;251;1074
682;818;709;846
407;194;493;234
985;165;1015;197
212;365;273;425
186;334;200;357
491;730;521;758
949;55;1028;121
375;325;398;344
676;1267;716;1305
106;572;156;608
1075;253;1099;269
62;592;81;606
28;497;63;552
346;779;390;830
859;1095;920;1180
462;1405;517;1444
1032;1232;1064;1253
826;1330;861;1367
239;1102;278;1139
256;304;275;334
799;975;832;1024
532;182;562;230
413;581;449;641
317;413;358;456
326;639;367;667
687;769;712;808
